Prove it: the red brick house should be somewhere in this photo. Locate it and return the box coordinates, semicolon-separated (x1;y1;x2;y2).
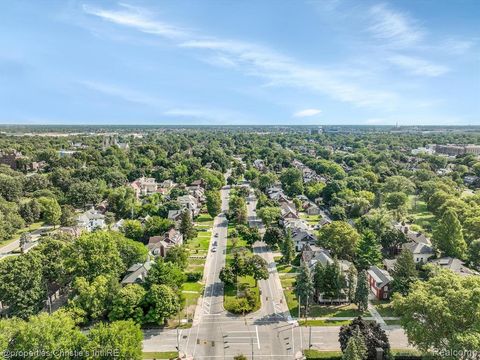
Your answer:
367;266;393;300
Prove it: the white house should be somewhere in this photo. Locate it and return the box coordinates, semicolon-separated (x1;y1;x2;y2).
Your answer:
77;209;106;232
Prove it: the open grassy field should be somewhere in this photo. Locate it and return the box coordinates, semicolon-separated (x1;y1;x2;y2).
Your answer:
408;195;436;235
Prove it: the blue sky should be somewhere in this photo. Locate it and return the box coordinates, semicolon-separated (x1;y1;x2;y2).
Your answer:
0;0;479;125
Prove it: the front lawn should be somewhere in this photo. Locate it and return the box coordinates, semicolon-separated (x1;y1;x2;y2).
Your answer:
371;300;397;317
308;303;368;318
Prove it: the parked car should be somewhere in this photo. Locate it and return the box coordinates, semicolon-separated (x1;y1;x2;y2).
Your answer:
211;247;217;252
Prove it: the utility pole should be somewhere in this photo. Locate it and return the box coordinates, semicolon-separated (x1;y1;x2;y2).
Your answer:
298;295;301;319
176;309;181;355
309;326;312;349
251;337;254;360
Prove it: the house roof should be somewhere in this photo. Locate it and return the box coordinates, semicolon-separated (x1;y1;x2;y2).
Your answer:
368;266;393;288
121;261;152;284
403;241;434;255
429;257;478;276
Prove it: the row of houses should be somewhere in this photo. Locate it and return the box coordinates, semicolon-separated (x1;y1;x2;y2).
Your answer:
369;223;478;300
291;159;326;184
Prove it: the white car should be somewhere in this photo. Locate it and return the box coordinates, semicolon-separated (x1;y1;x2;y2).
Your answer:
211;247;217;252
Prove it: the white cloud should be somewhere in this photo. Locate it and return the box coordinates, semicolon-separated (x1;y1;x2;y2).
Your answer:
83;4;399;109
293;109;322;117
388;55;449;77
368;3;424;47
82;3;188;39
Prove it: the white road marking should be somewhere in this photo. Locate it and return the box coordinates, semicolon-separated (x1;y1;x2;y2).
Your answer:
256;325;260;349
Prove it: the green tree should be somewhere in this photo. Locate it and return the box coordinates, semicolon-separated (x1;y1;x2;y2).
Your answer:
314;260;346;300
179;210;196;240
164;245;189;270
468;239;480;268
206;190;222;218
0;252;46;319
87;320;143;360
339;317;390;360
0;174;22;201
295;263;314;314
145;257;186;291
433;209;467;259
219;266;236;286
356;230;382;270
60;204;77;227
19;199;41;226
143;284;179;325
144;216;174;238
121;219;144;242
354;271;369;312
109;284;146;323
38;197;61;227
347;264;357;303
281;229;295;265
66;231;125;281
342;328;367;360
246;255;269;286
263;226;284;248
6;311;87;359
66;181;103;209
280;168;304;196
318;221;360;261
392;249;418;295
257;206;281;226
107;186;137;219
70;275;120;322
393;269;480;355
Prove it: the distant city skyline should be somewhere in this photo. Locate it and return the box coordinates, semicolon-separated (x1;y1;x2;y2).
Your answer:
0;0;479;125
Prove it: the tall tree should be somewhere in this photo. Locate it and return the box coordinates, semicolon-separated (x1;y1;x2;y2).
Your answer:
295;263;314;314
206;190;222;218
281;229;295;265
70;275;120;322
433;209;467;259
38;197;61;227
356;230;382;270
342;328;367;360
246;255;269;286
392;249;418;295
143;284;179;325
347;265;357;303
257;206;281;227
164;245;189;270
339;317;390;360
179;210;196;240
109;284;146;323
87;320;143;359
263;226;284;248
318;221;360;261
145;257;186;291
0;252;46;319
354;270;369;312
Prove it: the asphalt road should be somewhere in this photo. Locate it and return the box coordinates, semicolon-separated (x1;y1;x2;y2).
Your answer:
0;225;52;256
